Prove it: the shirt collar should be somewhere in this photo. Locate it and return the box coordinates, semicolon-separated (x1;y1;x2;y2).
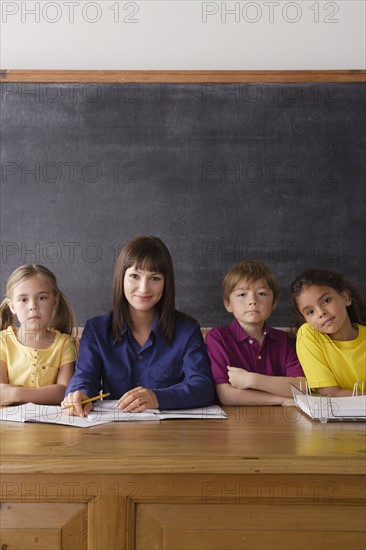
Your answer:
230;318;277;342
116;316;159;342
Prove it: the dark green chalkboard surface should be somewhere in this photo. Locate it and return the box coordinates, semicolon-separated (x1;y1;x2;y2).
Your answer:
1;82;365;326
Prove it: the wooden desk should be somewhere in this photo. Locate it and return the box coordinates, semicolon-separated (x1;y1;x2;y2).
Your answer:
1;406;365;550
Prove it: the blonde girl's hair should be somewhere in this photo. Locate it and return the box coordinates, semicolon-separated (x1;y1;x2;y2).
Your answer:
0;264;77;335
222;260;280;305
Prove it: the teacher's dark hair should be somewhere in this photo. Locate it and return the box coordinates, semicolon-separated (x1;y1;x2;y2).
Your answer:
112;236;189;342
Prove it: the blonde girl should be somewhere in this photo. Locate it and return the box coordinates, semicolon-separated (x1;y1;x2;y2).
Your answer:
290;268;366;396
0;264;77;405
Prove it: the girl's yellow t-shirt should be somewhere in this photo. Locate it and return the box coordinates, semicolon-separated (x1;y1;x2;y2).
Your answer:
296;323;366;390
0;326;77;387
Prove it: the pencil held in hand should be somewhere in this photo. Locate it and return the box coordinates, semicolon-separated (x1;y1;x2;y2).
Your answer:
61;391;111;417
61;392;110;410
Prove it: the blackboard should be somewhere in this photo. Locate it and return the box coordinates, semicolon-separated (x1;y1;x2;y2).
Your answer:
1;81;365;327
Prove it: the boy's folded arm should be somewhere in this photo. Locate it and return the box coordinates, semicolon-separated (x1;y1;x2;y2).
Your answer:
216;383;288;406
227;365;306;398
246;372;307;398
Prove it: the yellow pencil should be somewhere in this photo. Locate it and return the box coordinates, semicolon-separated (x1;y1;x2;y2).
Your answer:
61;392;110;409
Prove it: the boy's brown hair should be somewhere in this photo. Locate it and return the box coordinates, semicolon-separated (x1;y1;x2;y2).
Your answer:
223;260;280;305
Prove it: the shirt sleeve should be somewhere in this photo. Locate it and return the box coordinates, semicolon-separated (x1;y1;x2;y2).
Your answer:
65;321;103;397
296;324;338;389
0;332;7;364
59;335;78;367
281;333;304;378
153;323;215;410
205;328;230;385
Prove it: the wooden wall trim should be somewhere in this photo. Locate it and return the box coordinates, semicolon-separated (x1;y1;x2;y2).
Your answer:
0;70;365;83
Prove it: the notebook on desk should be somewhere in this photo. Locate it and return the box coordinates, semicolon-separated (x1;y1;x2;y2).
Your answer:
291;383;366;422
0;402;227;428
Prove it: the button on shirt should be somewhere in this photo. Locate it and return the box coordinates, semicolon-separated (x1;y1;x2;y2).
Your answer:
0;326;77;387
66;313;214;409
206;319;304;385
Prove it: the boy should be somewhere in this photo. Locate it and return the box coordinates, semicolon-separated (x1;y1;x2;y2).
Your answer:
206;260;305;405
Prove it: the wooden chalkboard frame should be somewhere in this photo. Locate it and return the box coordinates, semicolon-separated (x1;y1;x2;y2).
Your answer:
0;69;365;83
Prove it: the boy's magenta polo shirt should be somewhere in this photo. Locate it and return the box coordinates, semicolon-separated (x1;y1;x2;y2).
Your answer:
206;319;304;385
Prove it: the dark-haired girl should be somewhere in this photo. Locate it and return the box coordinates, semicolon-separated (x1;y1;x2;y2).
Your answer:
290;268;366;396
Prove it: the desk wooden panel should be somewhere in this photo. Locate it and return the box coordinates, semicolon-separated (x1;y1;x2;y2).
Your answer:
1;407;365;549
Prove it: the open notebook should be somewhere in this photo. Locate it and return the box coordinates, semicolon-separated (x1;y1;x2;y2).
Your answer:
291;384;366;422
0;401;227;428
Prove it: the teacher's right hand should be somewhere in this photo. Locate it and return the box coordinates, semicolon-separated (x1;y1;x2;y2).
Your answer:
62;391;92;417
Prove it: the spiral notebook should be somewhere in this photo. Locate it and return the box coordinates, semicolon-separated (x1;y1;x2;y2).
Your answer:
291;383;366;422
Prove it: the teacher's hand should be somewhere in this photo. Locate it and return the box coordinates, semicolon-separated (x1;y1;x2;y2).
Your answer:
117;386;159;412
61;391;92;417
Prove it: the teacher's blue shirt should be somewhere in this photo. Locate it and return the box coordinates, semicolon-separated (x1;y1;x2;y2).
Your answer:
66;313;214;409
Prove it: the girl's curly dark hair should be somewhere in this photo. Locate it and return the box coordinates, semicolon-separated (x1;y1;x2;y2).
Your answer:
289;268;366;331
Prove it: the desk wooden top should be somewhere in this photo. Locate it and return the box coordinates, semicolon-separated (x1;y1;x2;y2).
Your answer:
1;407;365;476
